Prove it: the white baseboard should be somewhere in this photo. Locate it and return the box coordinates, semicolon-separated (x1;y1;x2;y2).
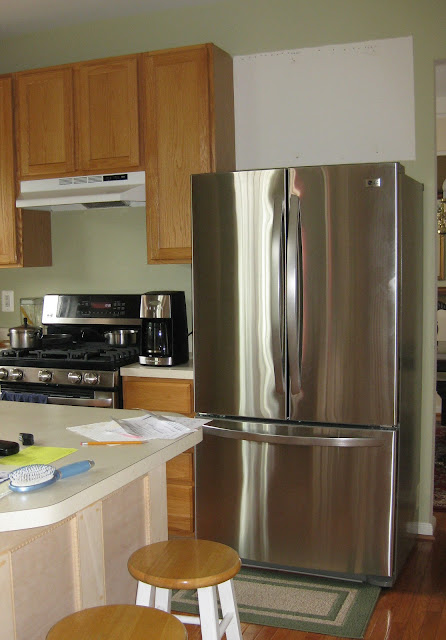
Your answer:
407;519;436;536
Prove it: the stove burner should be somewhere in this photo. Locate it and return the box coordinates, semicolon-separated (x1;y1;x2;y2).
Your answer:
0;342;139;370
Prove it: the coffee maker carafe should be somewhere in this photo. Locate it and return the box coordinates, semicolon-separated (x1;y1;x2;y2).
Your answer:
139;291;189;366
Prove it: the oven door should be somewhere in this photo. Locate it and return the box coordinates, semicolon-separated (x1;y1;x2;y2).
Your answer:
0;382;117;408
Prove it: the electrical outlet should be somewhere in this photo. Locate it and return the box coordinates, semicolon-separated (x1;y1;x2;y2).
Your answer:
1;290;14;312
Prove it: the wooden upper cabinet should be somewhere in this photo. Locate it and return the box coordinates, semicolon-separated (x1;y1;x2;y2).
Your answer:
15;67;75;178
15;55;141;179
143;44;235;264
75;56;140;172
0;76;18;264
0;75;52;268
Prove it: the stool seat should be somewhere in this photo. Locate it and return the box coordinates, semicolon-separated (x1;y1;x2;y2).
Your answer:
46;605;187;640
128;539;241;590
128;539;243;640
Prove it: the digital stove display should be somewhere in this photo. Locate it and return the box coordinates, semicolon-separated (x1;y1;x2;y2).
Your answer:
42;294;141;324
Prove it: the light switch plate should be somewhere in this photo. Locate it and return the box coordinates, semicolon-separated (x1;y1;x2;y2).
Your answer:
1;290;14;312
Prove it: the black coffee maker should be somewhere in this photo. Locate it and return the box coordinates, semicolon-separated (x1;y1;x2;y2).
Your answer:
139;291;189;366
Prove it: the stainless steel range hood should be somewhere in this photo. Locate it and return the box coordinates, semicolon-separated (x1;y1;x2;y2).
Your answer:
16;171;146;211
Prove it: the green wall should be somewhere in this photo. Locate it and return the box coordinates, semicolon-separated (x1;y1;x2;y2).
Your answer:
0;0;445;529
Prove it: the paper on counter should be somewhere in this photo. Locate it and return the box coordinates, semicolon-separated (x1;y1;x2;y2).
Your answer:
0;446;77;467
67;414;210;442
113;413;209;440
67;421;143;442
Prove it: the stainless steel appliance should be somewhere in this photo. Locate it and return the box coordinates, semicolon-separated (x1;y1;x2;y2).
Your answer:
192;163;423;586
139;291;189;366
0;294;141;408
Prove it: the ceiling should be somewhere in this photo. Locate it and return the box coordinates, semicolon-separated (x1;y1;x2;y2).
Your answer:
0;0;223;40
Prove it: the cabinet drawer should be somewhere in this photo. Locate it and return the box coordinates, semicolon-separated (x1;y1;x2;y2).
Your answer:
166;450;194;483
167;484;194;534
122;377;194;416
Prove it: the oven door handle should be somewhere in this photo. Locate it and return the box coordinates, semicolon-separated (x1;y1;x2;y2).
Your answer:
47;397;113;408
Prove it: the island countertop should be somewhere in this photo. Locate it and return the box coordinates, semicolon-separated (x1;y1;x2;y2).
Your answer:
0;402;202;639
0;402;202;532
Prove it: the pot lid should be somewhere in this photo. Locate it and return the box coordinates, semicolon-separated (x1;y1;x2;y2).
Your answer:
9;318;42;334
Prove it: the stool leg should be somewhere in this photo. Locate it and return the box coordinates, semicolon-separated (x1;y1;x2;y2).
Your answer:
197;586;220;640
135;581;155;607
218;579;242;640
155;587;172;613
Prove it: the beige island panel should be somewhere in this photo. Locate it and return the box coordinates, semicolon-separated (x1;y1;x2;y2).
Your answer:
0;402;201;640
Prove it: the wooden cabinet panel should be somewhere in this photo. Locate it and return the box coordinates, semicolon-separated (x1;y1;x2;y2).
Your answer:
143;44;235;264
15;55;140;179
122;377;194;416
166;451;194;483
122;376;195;537
75;56;140;172
0;76;52;268
0;76;18;264
144;46;211;263
15;67;75;177
166;484;194;535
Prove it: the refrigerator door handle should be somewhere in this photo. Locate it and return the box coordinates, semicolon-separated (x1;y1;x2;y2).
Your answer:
287;193;303;394
203;425;384;448
271;195;286;395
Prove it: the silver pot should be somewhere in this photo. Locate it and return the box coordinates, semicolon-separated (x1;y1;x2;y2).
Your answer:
8;319;42;349
104;329;139;347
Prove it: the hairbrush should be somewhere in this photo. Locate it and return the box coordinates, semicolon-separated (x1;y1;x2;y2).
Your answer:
8;460;94;493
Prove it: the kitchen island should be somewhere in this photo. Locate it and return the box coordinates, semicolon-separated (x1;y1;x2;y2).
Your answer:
0;402;202;640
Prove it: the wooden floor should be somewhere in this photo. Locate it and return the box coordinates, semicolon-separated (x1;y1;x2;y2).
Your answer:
181;511;446;639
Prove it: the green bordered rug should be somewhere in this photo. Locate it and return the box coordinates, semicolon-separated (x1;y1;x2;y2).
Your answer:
171;567;380;638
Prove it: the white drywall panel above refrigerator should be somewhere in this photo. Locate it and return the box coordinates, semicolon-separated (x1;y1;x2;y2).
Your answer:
234;36;415;169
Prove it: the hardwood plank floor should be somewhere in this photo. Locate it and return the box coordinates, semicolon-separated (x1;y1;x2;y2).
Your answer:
181;511;446;639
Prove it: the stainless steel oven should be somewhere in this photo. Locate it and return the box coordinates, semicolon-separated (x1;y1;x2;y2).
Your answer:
0;294;141;409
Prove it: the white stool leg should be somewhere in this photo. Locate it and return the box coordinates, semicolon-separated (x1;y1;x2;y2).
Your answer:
218;579;242;640
154;587;172;613
135;581;155;607
197;585;220;640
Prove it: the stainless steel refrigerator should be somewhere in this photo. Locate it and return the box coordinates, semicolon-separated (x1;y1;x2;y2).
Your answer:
191;163;423;586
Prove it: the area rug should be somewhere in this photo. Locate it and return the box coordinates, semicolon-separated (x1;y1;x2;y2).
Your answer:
434;422;446;510
171;567;380;638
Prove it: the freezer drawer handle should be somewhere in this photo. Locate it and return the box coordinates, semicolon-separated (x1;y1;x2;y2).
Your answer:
203;425;383;447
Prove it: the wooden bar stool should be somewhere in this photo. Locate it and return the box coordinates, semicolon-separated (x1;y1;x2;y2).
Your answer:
128;539;242;640
46;604;187;639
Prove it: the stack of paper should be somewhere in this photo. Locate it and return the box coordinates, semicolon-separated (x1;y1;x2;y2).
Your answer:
67;413;210;442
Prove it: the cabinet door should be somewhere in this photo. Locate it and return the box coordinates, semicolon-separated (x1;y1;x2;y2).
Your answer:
122;376;195;537
143;45;213;264
15;67;75;177
75;56;140;172
0;77;18;264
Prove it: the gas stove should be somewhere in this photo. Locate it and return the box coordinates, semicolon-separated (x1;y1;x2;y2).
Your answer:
0;294;141;408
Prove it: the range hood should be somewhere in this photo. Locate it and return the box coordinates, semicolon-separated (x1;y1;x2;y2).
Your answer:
16;171;146;211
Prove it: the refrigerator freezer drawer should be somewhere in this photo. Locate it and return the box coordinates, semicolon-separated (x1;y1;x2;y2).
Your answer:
196;422;397;583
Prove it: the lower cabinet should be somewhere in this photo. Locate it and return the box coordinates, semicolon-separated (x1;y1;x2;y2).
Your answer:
122;376;195;537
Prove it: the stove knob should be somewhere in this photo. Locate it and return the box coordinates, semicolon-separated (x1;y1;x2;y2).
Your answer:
10;368;23;381
38;370;52;383
68;371;82;384
0;368;8;380
84;372;99;386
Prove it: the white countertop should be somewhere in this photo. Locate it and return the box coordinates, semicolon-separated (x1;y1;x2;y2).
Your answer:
120;357;194;379
0;403;201;532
